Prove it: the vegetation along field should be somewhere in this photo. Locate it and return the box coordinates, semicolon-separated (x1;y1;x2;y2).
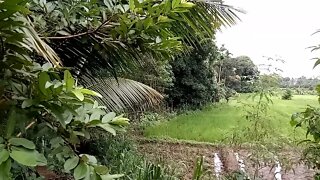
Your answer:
145;95;319;143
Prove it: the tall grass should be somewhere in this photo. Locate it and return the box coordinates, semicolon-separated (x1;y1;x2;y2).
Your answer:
145;95;318;143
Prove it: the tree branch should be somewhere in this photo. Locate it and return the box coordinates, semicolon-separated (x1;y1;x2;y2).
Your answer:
41;17;113;40
16;120;36;137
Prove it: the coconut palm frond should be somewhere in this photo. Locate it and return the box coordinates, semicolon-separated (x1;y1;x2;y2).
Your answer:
81;77;163;112
22;19;62;67
196;0;243;28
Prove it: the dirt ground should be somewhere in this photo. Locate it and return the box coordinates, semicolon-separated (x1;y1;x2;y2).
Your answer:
137;139;315;180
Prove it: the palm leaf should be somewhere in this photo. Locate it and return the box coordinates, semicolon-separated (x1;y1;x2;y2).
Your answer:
35;0;241;78
81;77;163;112
22;19;62;67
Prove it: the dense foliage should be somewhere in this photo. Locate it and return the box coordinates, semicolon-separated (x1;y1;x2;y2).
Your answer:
166;40;219;108
290;36;320;179
0;0;241;179
165;43;259;108
282;89;293;100
218;54;259;93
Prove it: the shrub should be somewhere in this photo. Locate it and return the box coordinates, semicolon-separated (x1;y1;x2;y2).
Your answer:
282;89;293;100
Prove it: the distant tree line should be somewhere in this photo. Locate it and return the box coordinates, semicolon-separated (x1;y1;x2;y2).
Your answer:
280;76;320;90
128;40;260;109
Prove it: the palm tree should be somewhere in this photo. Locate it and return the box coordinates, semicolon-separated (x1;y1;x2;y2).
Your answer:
26;0;241;111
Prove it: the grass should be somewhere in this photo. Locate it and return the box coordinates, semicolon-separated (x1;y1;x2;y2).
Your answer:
144;95;319;143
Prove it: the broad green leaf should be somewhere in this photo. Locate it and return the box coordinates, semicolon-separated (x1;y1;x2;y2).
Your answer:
80;89;102;98
38;72;51;96
90;172;100;180
6;109;17;139
0;137;3;144
111;117;130;126
64;70;75;92
42;63;53;71
72;90;85;101
102;112;116;123
36;153;47;166
81;154;97;165
178;2;194;8
10;147;38;166
172;0;181;9
87;120;102;126
0;149;9;165
21;99;33;108
97;124;116;136
0;160;11;180
100;174;124;180
9;138;36;149
90;111;101;121
74;162;89;180
94;165;109;175
64;156;79;172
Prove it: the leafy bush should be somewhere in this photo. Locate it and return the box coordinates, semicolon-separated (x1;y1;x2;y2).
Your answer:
291;84;320;178
0;2;129;178
282;89;293;100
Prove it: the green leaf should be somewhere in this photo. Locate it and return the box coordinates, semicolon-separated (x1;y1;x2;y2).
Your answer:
90;112;101;121
21;99;33;108
9;138;35;150
158;15;174;23
172;0;181;9
74;162;89;180
81;154;97;165
178;2;195;8
6;109;17;139
10;147;39;166
0;160;11;180
0;149;9;165
94;165;109;175
42;63;53;71
38;72;51;96
129;0;135;11
87;120;102;126
290;119;297;127
111;117;130;126
0;144;5;150
100;174;124;180
102;112;116;123
64;156;79;172
314;58;320;69
36;153;47;166
97;124;116;136
72;90;85;101
45;81;53;89
64;70;75;92
80;89;102;98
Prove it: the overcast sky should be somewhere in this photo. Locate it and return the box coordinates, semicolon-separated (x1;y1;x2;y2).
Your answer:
216;0;320;78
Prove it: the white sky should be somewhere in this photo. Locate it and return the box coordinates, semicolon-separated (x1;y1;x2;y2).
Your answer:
216;0;320;78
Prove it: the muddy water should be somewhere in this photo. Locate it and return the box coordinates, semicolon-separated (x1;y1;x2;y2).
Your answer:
137;140;315;179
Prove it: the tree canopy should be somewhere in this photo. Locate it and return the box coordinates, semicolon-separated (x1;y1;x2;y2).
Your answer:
0;0;241;179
